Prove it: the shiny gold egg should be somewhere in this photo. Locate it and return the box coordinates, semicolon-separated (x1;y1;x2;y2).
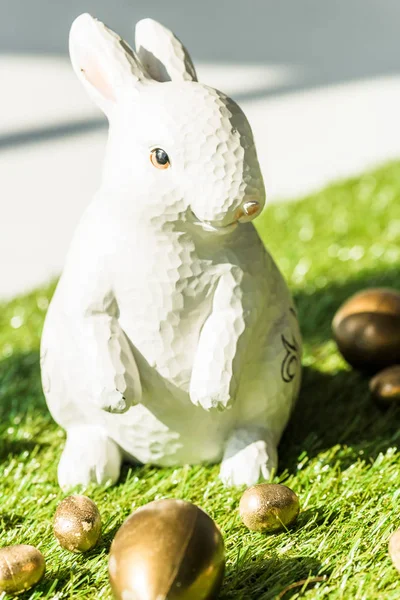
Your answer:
0;544;45;595
239;483;300;533
53;495;101;553
389;528;400;573
332;288;400;372
108;499;225;600
370;365;400;408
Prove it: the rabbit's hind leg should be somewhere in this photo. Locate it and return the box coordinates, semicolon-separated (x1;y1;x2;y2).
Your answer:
219;309;302;488
219;426;277;487
58;425;122;490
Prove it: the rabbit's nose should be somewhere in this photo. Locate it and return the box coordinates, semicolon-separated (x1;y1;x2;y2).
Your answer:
236;200;261;223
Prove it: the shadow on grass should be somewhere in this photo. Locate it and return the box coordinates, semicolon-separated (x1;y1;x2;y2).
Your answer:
0;350;53;466
221;504;335;599
295;504;339;532
222;553;326;600
0;512;25;530
0;438;49;461
279;264;400;474
98;522;124;553
0;349;47;419
293;264;400;347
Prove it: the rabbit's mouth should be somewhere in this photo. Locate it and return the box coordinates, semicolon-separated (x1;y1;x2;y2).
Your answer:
189;200;261;235
190;212;239;235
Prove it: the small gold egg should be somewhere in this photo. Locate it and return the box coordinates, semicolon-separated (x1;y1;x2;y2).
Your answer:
370;365;400;408
239;483;300;533
53;495;101;553
108;498;225;600
389;528;400;573
332;288;400;372
0;544;45;595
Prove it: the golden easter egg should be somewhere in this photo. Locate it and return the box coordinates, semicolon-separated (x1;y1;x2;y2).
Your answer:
239;483;300;533
53;495;102;553
0;544;45;595
370;365;400;408
332;288;400;373
108;499;225;600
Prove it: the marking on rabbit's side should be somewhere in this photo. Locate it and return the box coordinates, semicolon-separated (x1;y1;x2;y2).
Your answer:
281;334;299;383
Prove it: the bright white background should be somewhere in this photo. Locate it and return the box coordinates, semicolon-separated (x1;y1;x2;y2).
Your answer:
1;1;400;299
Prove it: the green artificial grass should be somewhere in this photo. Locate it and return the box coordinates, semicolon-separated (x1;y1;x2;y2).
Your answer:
1;161;400;599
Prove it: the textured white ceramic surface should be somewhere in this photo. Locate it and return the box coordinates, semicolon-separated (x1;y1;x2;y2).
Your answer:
40;14;302;489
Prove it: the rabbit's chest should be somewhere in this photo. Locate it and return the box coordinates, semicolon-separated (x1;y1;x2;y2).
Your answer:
115;232;218;384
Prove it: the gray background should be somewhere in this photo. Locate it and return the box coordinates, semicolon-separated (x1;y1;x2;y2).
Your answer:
2;0;400;100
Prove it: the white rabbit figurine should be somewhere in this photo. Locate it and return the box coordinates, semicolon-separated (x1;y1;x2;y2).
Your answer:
40;13;302;490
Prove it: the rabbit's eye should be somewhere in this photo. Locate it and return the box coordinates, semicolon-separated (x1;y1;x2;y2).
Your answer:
150;148;170;170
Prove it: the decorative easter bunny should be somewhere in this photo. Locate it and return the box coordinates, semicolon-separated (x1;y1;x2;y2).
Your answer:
40;13;302;490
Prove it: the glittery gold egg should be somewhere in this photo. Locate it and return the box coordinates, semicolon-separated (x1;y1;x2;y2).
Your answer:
332;288;400;373
0;544;45;595
53;495;101;553
239;483;300;533
108;499;225;600
370;365;400;408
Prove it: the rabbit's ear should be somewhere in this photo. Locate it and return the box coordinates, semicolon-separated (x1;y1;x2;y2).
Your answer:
69;13;147;116
135;19;197;83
